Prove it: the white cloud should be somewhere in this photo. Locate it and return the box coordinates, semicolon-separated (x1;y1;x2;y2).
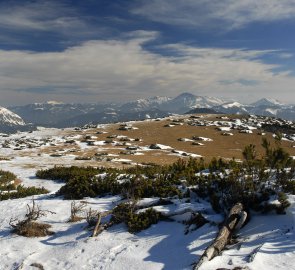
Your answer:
0;31;294;105
0;0;98;40
0;1;70;29
132;0;295;30
277;52;294;59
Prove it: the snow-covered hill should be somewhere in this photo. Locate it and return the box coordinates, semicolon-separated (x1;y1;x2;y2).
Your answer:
0;106;25;126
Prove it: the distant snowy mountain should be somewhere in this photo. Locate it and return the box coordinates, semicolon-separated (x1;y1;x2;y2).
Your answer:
185;108;221;114
6;93;295;130
161;93;225;113
0;106;35;133
210;97;295;120
10;102;118;127
120;96;171;112
56;108;169;127
0;106;25;126
221;101;244;109
121;93;225;114
213;101;249;115
251;98;283;107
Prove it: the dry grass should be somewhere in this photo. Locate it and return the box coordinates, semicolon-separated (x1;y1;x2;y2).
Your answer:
14;178;22;186
12;221;54;237
28;114;295;166
70;115;295;164
10;199;55;237
68;201;86;223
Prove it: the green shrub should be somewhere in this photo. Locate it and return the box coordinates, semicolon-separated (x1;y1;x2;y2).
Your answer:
0;170;17;186
111;203;134;224
36;166;105;182
111;203;161;233
210;192;221;213
35;142;294;217
58;173;122;199
284;180;295;195
276;192;291;214
0;186;49;201
127;208;160;233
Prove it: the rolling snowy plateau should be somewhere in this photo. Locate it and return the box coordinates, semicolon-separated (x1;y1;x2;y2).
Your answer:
0;120;294;270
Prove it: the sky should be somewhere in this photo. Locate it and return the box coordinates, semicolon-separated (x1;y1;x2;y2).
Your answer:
0;0;295;106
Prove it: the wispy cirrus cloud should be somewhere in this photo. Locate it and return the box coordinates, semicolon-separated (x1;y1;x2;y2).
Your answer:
132;0;295;30
0;1;81;31
0;0;108;47
0;31;294;105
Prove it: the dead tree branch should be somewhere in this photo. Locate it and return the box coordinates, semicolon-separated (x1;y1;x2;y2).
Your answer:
193;203;247;270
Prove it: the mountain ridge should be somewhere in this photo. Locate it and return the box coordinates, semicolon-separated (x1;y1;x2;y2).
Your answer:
4;93;294;131
0;106;35;133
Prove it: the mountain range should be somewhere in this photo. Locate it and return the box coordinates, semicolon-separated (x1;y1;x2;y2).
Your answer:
0;106;35;133
1;93;294;132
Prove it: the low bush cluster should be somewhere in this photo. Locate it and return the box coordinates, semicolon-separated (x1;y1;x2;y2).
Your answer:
0;170;17;185
0;169;49;201
36;138;294;215
36;166;106;182
0;186;49;201
111;203;161;233
58;173;122;199
37;166;182;200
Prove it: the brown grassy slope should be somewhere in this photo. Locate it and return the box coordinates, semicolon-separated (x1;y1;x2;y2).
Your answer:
77;115;295;165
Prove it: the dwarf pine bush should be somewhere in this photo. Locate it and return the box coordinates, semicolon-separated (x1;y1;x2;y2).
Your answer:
36;139;294;214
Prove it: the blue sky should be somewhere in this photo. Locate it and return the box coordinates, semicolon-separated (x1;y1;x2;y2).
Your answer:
0;0;295;106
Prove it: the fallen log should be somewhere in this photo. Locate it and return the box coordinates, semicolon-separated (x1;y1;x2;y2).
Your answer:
193;202;247;270
91;213;102;237
91;210;115;237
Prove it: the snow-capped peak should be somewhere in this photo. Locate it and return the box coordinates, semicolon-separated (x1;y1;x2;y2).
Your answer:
221;101;244;109
170;93;225;109
120;96;172;112
0;106;25;126
33;101;64;106
251;98;283;107
148;96;172;104
46;100;64;105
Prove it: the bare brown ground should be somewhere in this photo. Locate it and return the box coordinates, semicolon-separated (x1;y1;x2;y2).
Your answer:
34;115;295;166
14;178;22;186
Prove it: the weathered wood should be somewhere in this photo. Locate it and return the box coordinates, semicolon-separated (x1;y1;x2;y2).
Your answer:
92;220;116;237
91;211;116;237
235;210;247;231
193;203;247;270
91;213;101;237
